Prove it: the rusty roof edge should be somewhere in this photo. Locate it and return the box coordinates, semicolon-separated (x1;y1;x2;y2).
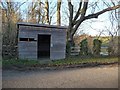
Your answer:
17;22;68;29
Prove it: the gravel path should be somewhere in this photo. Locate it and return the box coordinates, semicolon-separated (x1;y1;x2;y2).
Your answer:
2;65;118;88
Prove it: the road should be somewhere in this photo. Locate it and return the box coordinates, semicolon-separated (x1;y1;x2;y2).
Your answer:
2;65;118;88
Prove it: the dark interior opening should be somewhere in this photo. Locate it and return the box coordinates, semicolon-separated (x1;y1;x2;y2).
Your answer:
19;38;36;41
19;38;28;41
29;38;36;41
37;34;51;59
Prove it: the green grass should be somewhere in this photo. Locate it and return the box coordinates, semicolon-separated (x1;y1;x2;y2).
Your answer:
2;59;39;67
50;57;118;66
2;56;118;68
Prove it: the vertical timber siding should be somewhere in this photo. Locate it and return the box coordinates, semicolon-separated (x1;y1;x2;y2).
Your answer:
51;29;66;59
18;42;37;59
18;23;67;60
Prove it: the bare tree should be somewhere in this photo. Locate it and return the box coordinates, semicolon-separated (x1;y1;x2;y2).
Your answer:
67;0;120;55
28;0;38;23
1;0;26;58
27;0;56;24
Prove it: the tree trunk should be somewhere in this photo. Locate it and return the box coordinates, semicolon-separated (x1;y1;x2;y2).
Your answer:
45;0;49;24
67;27;75;56
57;0;61;26
37;0;41;23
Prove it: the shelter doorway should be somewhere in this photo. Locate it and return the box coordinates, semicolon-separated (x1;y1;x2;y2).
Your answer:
37;34;51;59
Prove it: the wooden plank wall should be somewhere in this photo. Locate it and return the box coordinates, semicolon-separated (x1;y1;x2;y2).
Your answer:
18;41;37;59
50;29;66;60
18;25;66;60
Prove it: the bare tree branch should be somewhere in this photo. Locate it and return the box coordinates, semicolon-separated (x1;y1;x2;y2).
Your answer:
15;0;28;11
85;4;120;20
73;0;82;23
72;1;89;36
68;0;73;27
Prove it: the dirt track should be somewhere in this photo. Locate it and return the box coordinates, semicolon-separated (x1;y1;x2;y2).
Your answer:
2;65;118;88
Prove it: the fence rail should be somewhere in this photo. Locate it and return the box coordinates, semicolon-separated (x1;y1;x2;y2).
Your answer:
70;46;80;56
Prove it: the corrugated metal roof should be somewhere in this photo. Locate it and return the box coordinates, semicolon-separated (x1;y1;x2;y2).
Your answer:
17;22;68;29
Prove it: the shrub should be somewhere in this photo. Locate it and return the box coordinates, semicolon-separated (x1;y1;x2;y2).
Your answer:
79;38;88;55
93;39;102;57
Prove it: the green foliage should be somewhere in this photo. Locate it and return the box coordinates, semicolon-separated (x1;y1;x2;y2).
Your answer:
93;39;102;56
79;39;88;55
108;37;119;56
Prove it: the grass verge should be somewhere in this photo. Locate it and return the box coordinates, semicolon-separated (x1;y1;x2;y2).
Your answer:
2;56;118;69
